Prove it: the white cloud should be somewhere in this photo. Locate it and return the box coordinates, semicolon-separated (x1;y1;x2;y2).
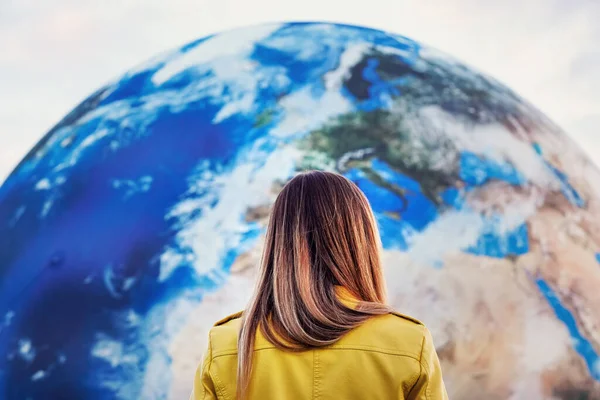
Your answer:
271;87;352;138
0;0;599;183
160;142;301;282
151;23;281;85
407;209;484;265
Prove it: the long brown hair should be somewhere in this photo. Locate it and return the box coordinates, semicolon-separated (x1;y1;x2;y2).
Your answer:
236;170;390;397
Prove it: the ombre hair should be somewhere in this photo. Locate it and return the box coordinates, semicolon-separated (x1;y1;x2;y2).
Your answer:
236;170;390;398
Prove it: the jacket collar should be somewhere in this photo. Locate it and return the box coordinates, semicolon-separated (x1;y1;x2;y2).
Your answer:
334;285;360;309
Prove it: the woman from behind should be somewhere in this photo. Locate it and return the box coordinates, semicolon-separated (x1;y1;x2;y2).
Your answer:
191;170;448;399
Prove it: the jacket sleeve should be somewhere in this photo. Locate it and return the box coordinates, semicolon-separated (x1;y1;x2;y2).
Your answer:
408;327;449;400
190;331;219;400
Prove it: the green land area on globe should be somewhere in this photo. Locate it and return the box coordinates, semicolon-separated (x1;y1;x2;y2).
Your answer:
0;22;599;399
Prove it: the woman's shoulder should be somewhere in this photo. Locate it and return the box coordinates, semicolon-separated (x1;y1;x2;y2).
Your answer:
389;310;424;326
334;310;428;358
209;309;423;327
206;311;244;355
213;311;243;327
207;309;428;358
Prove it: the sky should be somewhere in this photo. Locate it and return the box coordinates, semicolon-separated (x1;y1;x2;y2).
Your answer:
0;0;598;183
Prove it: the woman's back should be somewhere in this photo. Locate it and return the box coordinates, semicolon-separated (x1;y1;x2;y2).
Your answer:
190;171;448;399
192;287;447;399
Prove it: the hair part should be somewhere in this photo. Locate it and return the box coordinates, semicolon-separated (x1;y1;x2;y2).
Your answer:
236;170;390;398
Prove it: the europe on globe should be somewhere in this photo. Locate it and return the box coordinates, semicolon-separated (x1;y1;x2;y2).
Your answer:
0;22;599;399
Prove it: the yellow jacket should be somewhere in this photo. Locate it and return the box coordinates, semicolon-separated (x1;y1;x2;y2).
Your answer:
191;288;448;399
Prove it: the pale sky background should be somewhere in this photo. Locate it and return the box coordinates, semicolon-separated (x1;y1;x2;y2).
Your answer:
0;0;599;183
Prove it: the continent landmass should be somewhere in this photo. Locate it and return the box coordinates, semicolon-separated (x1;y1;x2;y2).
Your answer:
292;49;600;391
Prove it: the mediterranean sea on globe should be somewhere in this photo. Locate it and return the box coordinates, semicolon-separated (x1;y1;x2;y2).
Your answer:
0;22;599;400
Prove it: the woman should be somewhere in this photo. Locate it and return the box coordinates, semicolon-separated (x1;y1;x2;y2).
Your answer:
191;171;448;399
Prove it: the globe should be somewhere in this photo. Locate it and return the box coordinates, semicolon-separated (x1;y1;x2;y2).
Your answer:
1;22;599;399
